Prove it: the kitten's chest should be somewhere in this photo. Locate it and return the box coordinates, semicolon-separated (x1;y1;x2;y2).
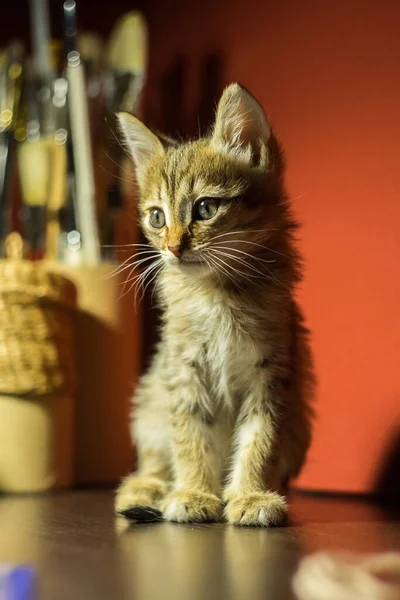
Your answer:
176;287;263;395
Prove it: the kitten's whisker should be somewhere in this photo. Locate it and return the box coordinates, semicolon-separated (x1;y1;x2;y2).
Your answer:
140;262;164;304
123;250;161;257
111;254;160;279
206;257;227;284
203;250;235;281
150;264;164;307
119;264;137;299
212;249;266;278
107;122;133;161
134;260;164;308
202;253;223;287
104;151;134;178
205;253;236;285
212;240;290;259
121;259;163;302
212;249;286;288
132;270;148;309
104;245;156;278
291;192;308;202
213;258;247;290
266;198;294;208
214;248;285;287
120;270;141;298
106;252;139;279
113;250;160;264
122;258;159;298
98;163;135;186
113;255;160;277
101;243;153;249
207;228;279;243
118;256;160;285
117;250;161;261
122;270;145;287
204;251;247;286
210;245;277;264
123;255;162;284
204;250;271;289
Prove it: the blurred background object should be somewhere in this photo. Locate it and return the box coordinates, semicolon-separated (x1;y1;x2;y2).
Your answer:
0;0;147;492
0;231;77;491
0;0;399;500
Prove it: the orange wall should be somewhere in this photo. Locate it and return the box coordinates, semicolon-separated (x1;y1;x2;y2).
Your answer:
143;0;400;494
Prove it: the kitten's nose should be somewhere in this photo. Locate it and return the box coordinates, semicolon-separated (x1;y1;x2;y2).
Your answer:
168;244;181;257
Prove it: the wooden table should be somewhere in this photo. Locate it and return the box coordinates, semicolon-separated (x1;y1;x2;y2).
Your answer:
0;491;398;599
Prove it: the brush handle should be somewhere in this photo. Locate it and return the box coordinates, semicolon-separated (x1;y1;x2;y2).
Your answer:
46;141;68;261
0;132;16;254
23;205;46;260
66;57;100;264
0;45;24;254
63;0;78;55
0;134;9;245
64;0;100;264
30;0;52;78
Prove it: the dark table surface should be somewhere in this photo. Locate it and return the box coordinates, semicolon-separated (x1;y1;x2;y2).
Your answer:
0;490;398;600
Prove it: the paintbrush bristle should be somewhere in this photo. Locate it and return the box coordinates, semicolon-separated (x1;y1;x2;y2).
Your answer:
18;139;51;206
107;12;148;73
79;33;103;64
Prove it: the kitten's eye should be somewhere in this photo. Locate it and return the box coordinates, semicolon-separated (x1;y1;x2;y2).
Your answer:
149;208;165;228
194;198;220;221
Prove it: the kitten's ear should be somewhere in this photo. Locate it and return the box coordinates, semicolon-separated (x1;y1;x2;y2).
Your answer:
117;112;164;178
211;83;271;167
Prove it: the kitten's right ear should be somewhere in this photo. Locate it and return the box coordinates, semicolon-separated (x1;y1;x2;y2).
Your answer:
117;112;164;177
211;83;271;167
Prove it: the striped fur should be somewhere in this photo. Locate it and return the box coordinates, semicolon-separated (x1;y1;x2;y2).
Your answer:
115;83;314;526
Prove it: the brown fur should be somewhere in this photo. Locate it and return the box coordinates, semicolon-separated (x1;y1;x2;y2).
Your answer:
115;83;314;526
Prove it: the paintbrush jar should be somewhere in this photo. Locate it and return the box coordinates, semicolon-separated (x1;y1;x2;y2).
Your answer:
48;262;140;485
0;235;77;492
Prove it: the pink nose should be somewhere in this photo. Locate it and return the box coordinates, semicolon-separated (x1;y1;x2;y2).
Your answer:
168;244;181;257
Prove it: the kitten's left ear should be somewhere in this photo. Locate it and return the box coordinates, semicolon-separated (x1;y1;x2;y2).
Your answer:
117;112;164;180
211;83;271;167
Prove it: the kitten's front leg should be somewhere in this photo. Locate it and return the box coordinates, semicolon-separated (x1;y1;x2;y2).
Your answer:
160;363;224;523
224;372;288;527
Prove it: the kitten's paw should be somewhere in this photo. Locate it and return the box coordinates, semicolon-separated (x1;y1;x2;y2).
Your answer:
115;474;168;521
160;490;223;523
224;491;287;527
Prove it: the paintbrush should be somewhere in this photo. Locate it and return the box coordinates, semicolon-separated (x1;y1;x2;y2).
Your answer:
79;32;103;103
29;0;54;135
18;135;51;260
102;12;148;258
0;42;24;256
105;11;148;115
14;0;56;259
63;0;100;264
30;0;53;80
45;76;69;260
58;170;81;265
17;64;51;260
0;50;10;253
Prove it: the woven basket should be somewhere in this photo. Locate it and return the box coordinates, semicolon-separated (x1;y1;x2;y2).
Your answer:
0;233;77;492
0;268;77;397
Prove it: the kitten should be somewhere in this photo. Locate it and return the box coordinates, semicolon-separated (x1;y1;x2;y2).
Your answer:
115;83;314;526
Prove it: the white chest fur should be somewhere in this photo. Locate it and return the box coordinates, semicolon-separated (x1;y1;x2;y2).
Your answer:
175;283;263;406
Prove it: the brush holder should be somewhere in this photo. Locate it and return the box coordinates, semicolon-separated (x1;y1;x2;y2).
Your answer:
0;234;77;492
47;261;140;485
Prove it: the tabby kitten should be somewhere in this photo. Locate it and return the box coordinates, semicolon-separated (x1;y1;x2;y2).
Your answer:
115;83;313;526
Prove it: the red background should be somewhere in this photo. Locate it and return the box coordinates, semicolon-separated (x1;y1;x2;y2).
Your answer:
141;0;400;495
1;0;399;495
